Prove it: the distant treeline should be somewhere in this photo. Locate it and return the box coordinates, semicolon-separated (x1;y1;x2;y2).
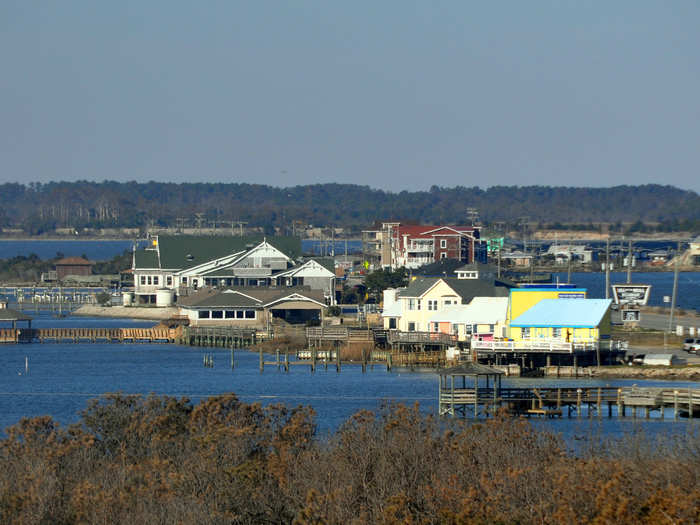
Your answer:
1;393;698;524
1;181;698;234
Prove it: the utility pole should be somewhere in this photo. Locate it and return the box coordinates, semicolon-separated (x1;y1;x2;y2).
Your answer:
194;213;205;234
605;237;610;299
668;241;681;333
626;239;633;284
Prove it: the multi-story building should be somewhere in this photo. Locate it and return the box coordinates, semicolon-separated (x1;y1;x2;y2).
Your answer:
363;222;484;270
132;235;336;306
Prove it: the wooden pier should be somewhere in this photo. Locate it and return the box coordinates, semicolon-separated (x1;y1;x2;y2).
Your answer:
0;326;181;344
438;364;700;419
180;326;262;348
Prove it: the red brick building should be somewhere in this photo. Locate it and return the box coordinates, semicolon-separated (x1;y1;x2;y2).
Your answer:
55;256;94;280
381;223;483;269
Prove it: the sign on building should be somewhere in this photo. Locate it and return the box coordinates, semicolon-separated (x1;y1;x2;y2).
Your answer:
611;284;651;306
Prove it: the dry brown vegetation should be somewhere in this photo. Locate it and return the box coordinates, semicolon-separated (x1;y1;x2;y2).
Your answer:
1;394;699;524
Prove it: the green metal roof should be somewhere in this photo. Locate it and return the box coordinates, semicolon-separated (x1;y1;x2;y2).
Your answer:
133;235;301;271
133;249;159;269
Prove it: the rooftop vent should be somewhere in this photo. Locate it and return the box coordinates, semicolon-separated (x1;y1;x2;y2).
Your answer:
186;254;194;261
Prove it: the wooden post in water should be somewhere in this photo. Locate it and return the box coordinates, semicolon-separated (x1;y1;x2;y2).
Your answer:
386;351;392;372
285;351;289;373
617;388;624;417
230;348;234;369
336;344;341;373
311;346;316;373
689;389;693;418
576;388;582;419
673;390;678;420
597;388;602;419
259;347;264;373
361;348;367;373
276;349;281;370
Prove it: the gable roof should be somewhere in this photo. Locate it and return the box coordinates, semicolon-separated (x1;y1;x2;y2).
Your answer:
429;297;509;324
398;277;512;303
178;286;326;309
510;299;612;328
133;235;301;271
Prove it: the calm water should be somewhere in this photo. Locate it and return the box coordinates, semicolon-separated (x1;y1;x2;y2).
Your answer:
555;271;700;312
1;314;699;439
0;240;138;261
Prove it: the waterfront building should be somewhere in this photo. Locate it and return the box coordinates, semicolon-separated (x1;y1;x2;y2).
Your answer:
132;235;336;306
178;287;327;328
508;286;587;321
362;222;485;270
427;297;509;342
55;256;94;281
381;276;513;332
507;298;612;348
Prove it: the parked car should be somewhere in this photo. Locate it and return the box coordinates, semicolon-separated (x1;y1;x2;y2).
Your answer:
682;338;700;351
688;342;700;355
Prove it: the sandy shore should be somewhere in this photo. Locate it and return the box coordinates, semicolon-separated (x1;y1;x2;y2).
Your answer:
73;305;179;320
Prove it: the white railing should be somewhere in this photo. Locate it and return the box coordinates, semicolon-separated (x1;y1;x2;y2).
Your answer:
471;338;612;353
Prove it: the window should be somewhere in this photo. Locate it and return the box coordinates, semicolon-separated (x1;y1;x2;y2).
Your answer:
428;300;438;311
465;325;473;335
443;300;452;306
153;276;159;285
140;276;146;285
166;276;172;286
147;276;152;285
225;311;235;319
211;310;223;319
432;322;439;332
408;299;416;310
417;300;422;310
408;322;416;332
236;310;244;319
181;277;187;284
198;310;210;319
244;310;255;319
553;327;562;338
488;324;495;333
522;327;531;338
440;239;446;248
453;324;459;335
440;252;447;259
389;318;397;329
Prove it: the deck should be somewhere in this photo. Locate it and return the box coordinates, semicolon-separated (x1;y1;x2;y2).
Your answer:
438;385;700;419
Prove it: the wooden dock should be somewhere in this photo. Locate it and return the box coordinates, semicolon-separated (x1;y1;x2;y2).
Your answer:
0;326;182;344
438;385;700;419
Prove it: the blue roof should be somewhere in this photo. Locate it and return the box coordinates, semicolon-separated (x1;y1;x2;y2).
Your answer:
510;299;612;328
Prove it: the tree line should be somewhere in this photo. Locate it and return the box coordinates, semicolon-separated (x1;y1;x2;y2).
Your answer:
1;393;698;524
0;181;698;234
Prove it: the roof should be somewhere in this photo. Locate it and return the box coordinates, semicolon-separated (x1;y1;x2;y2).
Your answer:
133;235;301;271
381;301;402;317
55;256;93;265
0;308;33;321
510;299;612;328
397;224;477;239
440;362;504;376
398;277;512;303
178;286;326;309
428;297;508;324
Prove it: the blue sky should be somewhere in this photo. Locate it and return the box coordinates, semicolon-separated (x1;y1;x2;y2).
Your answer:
1;1;698;192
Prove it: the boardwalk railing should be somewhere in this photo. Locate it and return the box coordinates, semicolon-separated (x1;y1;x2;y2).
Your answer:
439;386;700;418
471;339;624;354
388;331;456;345
0;327;182;344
